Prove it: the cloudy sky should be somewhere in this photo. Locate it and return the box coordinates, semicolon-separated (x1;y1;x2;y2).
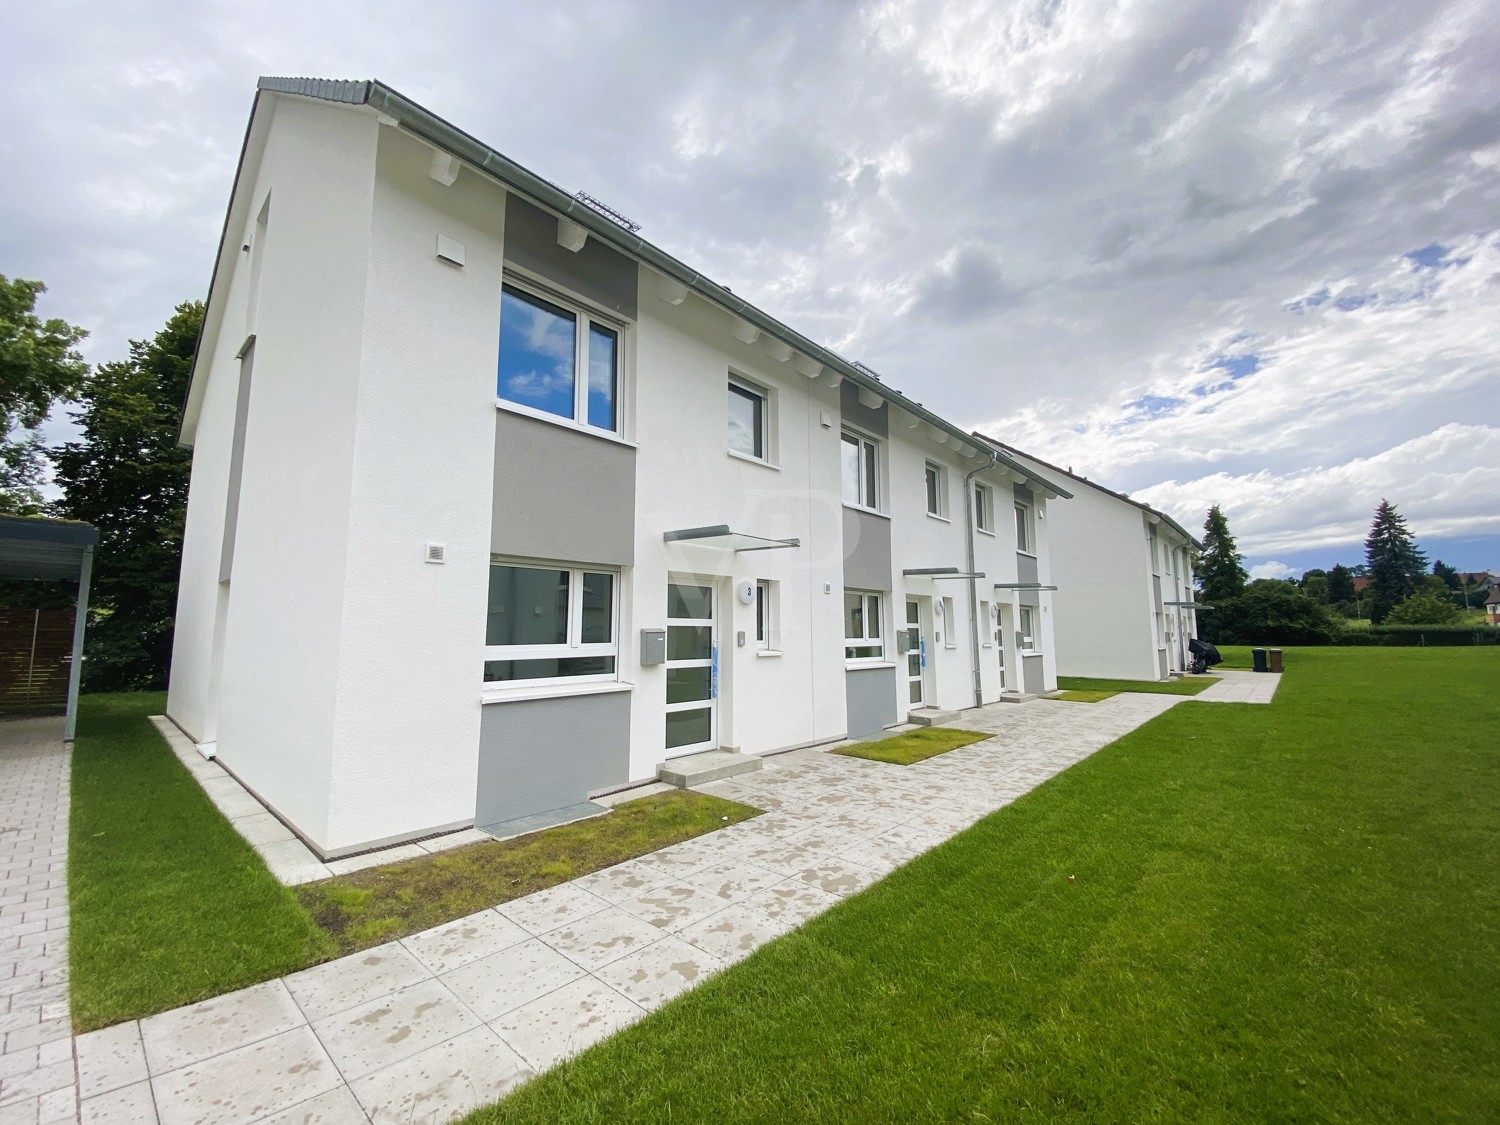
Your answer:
4;0;1497;577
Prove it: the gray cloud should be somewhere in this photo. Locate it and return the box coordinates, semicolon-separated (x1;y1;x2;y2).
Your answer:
1;0;1497;568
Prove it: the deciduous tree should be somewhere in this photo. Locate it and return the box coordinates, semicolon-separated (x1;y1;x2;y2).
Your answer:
50;301;200;689
0;276;87;513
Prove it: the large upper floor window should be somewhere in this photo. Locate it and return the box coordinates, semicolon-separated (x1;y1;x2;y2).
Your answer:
1015;502;1034;554
497;282;620;433
485;561;618;684
844;590;884;661
841;431;879;510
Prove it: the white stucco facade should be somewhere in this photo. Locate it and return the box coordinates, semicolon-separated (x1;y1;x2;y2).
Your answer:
170;80;1072;857
1000;449;1198;683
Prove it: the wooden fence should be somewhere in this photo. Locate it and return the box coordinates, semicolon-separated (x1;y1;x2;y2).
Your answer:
0;610;75;712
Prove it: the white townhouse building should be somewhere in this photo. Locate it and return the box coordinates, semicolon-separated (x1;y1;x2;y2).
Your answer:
166;77;1071;860
982;442;1200;682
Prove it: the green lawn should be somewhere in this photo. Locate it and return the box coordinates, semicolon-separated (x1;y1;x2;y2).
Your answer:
69;694;336;1032
1049;688;1118;703
1056;674;1214;695
69;696;760;1027
833;726;990;766
298;792;759;955
469;648;1500;1122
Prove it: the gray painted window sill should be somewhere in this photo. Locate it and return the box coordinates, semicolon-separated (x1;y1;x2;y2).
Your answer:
495;400;640;449
482;680;634;705
727;449;780;471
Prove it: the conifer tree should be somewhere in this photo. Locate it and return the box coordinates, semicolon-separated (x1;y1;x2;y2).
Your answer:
1197;504;1247;604
1364;499;1427;624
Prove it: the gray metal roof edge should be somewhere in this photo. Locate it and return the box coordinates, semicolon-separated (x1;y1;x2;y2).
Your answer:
965;434;1072;500
256;75;1036;475
977;434;1202;550
0;515;99;546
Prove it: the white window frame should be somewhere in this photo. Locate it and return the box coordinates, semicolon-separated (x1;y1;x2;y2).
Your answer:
484;559;620;686
1018;605;1037;652
844;590;885;663
1015;502;1035;555
925;461;948;519
975;482;994;534
754;580;775;650
942;596;958;648
496;276;627;438
841;429;881;512
727;375;773;465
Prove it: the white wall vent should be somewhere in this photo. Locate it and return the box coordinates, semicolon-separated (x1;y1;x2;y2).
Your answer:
425;542;447;564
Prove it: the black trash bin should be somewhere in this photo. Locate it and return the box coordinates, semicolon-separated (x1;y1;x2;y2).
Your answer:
1252;648;1269;673
1268;648;1284;673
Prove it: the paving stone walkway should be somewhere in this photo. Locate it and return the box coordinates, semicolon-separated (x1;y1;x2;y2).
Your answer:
0;717;75;1125
1192;669;1282;704
70;690;1197;1124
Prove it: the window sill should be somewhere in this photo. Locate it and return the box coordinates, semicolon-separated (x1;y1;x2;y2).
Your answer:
1021;651;1043;658
926;512;950;524
727;449;780;471
496;400;639;449
482;680;633;705
1016;549;1038;559
976;527;996;537
755;649;783;658
845;661;897;671
842;503;890;521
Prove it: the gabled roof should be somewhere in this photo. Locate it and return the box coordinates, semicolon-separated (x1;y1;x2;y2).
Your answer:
974;435;1201;550
183;77;1071;501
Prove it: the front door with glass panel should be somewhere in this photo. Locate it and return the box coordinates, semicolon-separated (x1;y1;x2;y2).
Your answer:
665;582;716;756
904;599;925;707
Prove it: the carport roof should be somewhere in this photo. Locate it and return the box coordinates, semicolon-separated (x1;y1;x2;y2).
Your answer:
0;515;99;581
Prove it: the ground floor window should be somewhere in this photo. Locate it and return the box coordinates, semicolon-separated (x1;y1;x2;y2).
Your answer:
844;590;884;661
1018;605;1037;652
485;561;618;683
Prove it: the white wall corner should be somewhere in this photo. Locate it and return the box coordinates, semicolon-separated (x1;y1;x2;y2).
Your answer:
556;217;588;252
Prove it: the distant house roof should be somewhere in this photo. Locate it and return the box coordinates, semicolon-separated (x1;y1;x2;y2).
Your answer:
1485;585;1500;607
972;436;1201;550
1353;576;1372;594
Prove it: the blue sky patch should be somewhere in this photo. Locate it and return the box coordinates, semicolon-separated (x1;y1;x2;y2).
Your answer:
1123;394;1186;421
1334;293;1371;311
1405;242;1448;269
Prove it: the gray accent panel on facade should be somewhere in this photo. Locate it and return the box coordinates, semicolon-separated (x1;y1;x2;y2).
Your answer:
476;691;631;827
1017;552;1039;586
1022;654;1045;695
493;410;636;565
845;666;898;739
504;196;638;319
1013;483;1035;505
843;508;892;591
839;381;888;437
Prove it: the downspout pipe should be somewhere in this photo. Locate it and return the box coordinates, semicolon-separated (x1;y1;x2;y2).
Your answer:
963;449;999;709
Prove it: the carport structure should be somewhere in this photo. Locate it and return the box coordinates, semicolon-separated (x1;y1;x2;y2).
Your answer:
0;514;97;740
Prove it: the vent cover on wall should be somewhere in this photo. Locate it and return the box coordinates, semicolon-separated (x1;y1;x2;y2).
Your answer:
425;542;446;564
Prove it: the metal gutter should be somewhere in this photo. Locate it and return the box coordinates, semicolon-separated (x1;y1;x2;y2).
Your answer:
247;76;1074;495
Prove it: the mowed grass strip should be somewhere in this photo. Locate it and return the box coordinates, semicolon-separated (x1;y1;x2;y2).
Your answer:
298;792;760;955
1057;674;1213;695
833;727;990;766
69;694;336;1031
467;647;1500;1122
1050;689;1117;703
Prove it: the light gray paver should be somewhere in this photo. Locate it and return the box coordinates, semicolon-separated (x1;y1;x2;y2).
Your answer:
1191;669;1282;703
14;685;1204;1123
0;718;74;1125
